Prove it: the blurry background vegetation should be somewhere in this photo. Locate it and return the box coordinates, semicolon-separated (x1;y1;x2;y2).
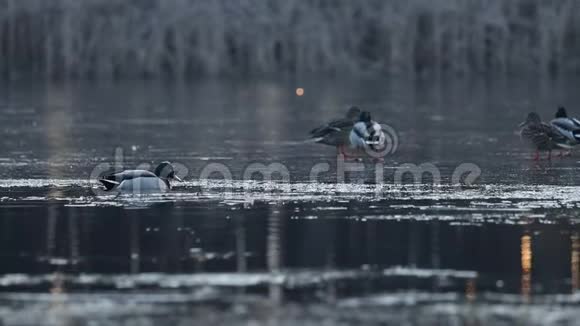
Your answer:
1;0;579;80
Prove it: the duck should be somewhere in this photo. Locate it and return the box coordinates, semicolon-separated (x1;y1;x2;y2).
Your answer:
309;106;361;147
98;161;183;193
552;106;580;128
550;106;580;148
519;112;571;160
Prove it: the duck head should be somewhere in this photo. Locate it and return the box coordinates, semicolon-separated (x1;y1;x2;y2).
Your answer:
519;112;542;127
154;161;183;182
556;106;568;118
346;106;361;120
359;111;372;123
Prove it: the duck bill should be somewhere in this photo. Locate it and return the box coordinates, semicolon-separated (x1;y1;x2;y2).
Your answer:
173;175;183;182
518;121;527;127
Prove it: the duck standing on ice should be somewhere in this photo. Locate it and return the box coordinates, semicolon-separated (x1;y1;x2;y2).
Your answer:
549;106;580;156
519;112;572;160
309;107;388;158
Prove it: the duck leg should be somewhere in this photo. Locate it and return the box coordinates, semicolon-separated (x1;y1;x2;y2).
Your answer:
547;150;552;161
338;145;350;159
533;151;540;161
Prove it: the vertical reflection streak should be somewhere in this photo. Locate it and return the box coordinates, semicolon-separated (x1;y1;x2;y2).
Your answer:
465;279;477;302
572;233;579;292
267;209;282;304
431;222;440;267
236;217;247;273
325;222;337;304
46;206;57;265
408;222;418;268
130;214;140;274
235;217;247;297
521;234;532;300
68;211;79;272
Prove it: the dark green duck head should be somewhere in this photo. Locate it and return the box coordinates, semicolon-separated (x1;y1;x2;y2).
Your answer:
154;161;183;182
555;106;568;118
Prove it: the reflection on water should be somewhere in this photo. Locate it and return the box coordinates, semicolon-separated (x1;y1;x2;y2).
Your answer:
521;234;532;300
1;78;580;324
465;278;477;302
267;210;282;304
572;233;579;292
130;215;140;274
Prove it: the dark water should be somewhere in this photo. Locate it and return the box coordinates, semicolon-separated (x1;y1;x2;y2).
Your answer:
1;78;580;325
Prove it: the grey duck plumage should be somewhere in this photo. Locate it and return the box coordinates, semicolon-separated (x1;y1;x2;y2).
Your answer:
98;161;182;193
550;107;580;146
519;112;571;159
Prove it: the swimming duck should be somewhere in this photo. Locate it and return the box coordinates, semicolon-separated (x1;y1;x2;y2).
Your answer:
519;112;571;160
550;106;580;147
98;161;183;193
309;106;361;146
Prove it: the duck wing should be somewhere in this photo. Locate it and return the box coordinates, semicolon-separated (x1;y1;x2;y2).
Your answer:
550;120;580;145
98;170;157;191
309;118;354;138
551;118;580;131
546;123;577;149
108;170;157;180
521;123;563;150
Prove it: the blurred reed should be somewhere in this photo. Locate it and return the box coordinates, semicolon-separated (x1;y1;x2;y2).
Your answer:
1;0;579;79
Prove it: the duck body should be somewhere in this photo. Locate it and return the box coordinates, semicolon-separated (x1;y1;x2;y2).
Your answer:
101;170;170;193
349;122;369;149
349;121;386;151
340;111;388;160
519;112;571;160
520;122;570;151
311;109;388;158
551;117;580;131
98;162;181;193
550;107;580;146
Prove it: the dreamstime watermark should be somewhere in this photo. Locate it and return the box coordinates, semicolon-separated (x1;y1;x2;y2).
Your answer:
363;123;399;159
89;147;482;197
